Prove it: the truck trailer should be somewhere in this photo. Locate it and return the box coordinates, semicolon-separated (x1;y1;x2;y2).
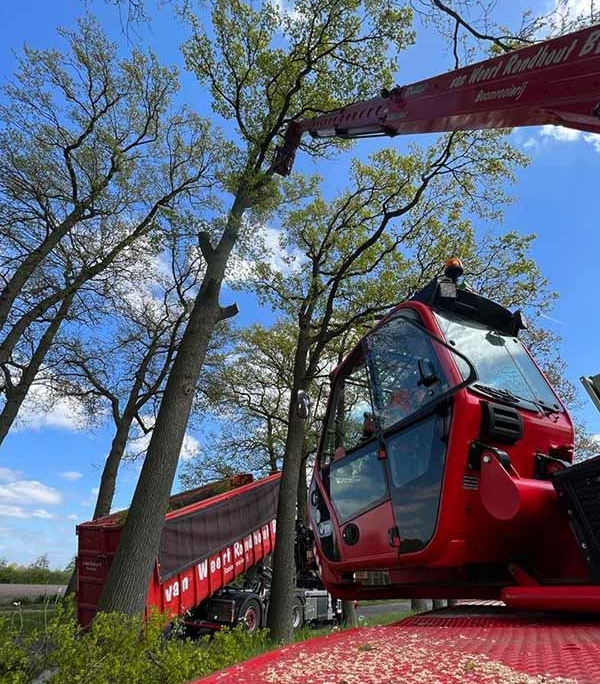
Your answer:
76;473;340;632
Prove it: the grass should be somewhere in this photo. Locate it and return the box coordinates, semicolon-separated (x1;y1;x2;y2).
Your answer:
0;604;410;643
0;601;59;635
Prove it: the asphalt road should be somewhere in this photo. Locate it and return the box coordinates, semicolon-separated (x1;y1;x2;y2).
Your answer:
0;583;66;605
0;585;412;617
357;600;412;618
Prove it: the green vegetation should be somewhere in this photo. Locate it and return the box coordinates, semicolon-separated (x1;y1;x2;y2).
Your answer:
0;600;410;684
0;556;72;585
0;604;58;636
0;602;271;684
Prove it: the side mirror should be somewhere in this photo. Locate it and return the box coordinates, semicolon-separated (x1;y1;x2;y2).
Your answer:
296;390;311;420
581;374;600;413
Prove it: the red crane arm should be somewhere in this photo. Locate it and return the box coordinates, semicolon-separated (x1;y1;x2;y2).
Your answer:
273;23;600;176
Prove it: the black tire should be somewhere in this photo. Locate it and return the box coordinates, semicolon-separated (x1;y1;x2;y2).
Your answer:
237;597;262;633
291;597;304;630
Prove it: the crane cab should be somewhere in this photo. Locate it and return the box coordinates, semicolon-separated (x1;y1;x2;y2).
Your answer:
309;261;586;602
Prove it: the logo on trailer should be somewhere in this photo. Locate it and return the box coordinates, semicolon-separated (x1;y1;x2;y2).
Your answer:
164;576;189;602
197;559;208;581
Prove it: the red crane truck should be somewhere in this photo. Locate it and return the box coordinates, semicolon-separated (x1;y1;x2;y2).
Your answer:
76;473;340;633
192;22;600;684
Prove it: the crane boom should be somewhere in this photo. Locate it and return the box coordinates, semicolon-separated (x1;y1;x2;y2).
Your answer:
273;23;600;176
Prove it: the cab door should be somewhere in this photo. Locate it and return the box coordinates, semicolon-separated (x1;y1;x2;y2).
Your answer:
364;314;474;554
318;356;396;564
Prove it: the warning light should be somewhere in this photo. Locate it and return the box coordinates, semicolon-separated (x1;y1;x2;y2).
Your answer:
444;257;464;282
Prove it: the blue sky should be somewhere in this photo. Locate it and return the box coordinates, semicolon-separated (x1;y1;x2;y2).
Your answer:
0;0;599;569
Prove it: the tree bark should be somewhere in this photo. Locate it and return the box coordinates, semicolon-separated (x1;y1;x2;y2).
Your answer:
98;196;246;615
266;407;306;642
93;338;159;520
411;598;429;613
92;416;133;520
342;600;358;628
98;282;221;613
296;449;308;526
0;292;74;445
267;321;310;643
65;567;78;597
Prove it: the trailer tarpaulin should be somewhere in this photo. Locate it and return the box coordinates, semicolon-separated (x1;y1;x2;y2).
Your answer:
158;477;280;582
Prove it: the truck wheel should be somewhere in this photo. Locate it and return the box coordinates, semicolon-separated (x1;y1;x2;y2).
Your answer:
238;598;261;632
291;597;304;630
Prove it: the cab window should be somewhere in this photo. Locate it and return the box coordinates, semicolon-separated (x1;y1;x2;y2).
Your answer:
321;358;374;465
329;444;387;522
367;315;449;430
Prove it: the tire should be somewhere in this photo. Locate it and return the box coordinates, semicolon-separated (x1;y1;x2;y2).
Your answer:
291;597;304;630
237;597;261;633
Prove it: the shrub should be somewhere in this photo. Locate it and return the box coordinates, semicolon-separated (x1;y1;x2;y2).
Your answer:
0;600;271;684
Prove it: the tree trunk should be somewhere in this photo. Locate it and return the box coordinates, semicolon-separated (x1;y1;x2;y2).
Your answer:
296;449;308;526
65;567;78;598
93;339;159;520
0;293;74;446
342;600;358;628
267;416;279;474
267;322;310;643
98;285;222;613
267;408;305;642
411;598;429;613
97;195;246;615
93;416;133;519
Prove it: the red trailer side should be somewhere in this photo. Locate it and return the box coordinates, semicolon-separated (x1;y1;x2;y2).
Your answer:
76;473;281;626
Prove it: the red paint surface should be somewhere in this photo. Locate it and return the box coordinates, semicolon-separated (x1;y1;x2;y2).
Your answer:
194;608;600;684
76;474;280;626
275;24;600;175
310;300;586;604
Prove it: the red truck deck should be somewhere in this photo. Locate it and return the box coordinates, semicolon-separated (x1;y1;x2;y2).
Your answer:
195;605;600;684
76;473;280;626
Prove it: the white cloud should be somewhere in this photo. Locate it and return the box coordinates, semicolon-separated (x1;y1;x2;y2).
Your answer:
541;0;599;37
81;486;100;508
0;504;55;519
227;224;307;285
15;382;87;432
32;509;54;519
550;0;596;23
520;125;600;154
583;132;600;153
60;471;83;482
269;0;302;22
0;504;31;518
523;137;540;150
0;467;22;482
126;416;200;462
180;433;201;462
540;125;582;143
0;480;62;506
68;514;79;521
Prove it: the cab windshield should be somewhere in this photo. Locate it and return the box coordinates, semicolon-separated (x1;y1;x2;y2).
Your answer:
434;310;561;412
